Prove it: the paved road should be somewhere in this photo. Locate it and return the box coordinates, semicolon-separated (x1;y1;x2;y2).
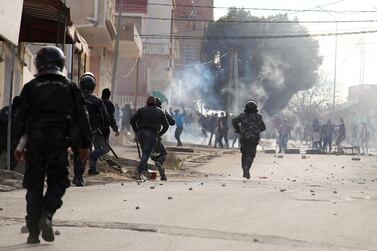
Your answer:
0;152;376;251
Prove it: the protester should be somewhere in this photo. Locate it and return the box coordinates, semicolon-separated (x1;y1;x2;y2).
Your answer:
208;113;218;146
322;120;336;153
360;122;370;155
170;107;185;146
335;118;346;150
312;118;321;150
278;119;291;153
121;104;133;135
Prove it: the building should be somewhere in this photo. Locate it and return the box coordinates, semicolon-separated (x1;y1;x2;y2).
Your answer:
0;0;86;107
172;0;214;106
331;84;377;143
114;0;177;108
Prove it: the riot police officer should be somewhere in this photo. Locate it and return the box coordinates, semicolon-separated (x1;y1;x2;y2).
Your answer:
13;46;91;244
232;101;266;179
130;96;169;181
78;72;110;177
149;97;175;181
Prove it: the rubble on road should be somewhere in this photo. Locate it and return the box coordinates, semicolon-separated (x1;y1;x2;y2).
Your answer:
0;170;24;192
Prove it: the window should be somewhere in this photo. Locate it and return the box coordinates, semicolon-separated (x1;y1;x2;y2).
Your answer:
184;47;198;64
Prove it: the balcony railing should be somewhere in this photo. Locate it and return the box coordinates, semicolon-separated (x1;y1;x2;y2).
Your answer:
116;0;148;13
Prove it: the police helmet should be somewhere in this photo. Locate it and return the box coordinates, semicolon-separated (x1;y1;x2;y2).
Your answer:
155;97;162;108
35;46;66;76
79;72;96;93
245;100;257;111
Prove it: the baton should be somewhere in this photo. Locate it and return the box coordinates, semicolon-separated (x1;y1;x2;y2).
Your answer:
135;138;142;159
96;129;119;158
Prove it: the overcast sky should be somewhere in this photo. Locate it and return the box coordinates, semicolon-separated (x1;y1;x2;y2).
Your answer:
214;0;377;99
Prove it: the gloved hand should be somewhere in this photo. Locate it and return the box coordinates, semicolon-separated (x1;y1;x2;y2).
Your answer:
79;148;90;163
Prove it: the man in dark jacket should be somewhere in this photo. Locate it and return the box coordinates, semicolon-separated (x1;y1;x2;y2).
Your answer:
101;88;120;139
130;96;169;181
79;73;110;176
12;46;91;244
150;97;175;181
232;100;266;179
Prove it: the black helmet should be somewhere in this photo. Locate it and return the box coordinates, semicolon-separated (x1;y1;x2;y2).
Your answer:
79;72;96;93
35;46;65;77
245;100;258;112
155;97;162;108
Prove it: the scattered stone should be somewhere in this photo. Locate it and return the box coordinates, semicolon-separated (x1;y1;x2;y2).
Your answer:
150;186;155;190
21;225;28;234
189;188;193;191
228;174;231;177
311;194;316;196
292;180;296;182
333;191;337;194
123;200;127;202
222;184;226;187
253;238;259;243
160;183;164;186
333;213;338;216
280;189;286;192
121;183;124;186
341;166;345;169
135;206;140;210
200;183;204;185
0;208;2;211
310;190;315;193
205;175;208;177
168;196;173;200
277;155;284;158
55;230;60;236
243;181;246;184
352;158;361;161
301;155;307;159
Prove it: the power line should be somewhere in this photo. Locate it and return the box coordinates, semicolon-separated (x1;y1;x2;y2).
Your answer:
120;2;377;14
139;29;377;40
141;16;377;24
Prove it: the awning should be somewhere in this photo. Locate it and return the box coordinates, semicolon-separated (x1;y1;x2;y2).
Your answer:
18;0;74;44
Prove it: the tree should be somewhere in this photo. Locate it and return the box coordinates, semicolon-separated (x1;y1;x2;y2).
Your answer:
288;76;343;123
202;9;323;114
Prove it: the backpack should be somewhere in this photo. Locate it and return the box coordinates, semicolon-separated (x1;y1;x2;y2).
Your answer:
83;95;103;131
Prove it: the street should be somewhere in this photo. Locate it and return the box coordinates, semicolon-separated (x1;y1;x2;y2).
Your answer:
1;151;376;251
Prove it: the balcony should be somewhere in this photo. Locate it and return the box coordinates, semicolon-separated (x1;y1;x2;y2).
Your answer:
66;0;116;47
115;16;143;58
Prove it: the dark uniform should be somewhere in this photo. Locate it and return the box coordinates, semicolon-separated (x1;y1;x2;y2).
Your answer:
130;96;169;180
232;101;266;179
150;97;175;181
101;88;119;139
76;72;110;177
12;46;91;244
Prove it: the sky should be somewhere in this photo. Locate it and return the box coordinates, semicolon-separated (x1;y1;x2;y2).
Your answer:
214;0;377;99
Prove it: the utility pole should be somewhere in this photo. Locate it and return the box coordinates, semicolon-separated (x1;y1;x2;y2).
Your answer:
134;57;140;109
7;45;16;170
233;50;239;113
227;49;234;112
333;21;338;115
169;8;174;69
111;10;123;102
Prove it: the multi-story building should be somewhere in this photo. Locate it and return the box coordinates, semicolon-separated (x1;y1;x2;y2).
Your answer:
115;0;177;108
172;0;213;106
174;0;213;65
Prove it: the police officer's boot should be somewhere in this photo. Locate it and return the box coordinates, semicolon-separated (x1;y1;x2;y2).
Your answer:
38;213;55;242
156;162;167;181
72;176;84;187
26;216;40;244
243;166;250;180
